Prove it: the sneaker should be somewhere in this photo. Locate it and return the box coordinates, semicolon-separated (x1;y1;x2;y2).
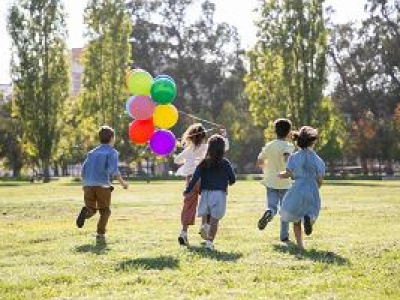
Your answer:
96;234;106;244
304;215;313;236
258;210;273;230
76;207;88;228
205;240;214;251
178;234;189;246
200;224;210;240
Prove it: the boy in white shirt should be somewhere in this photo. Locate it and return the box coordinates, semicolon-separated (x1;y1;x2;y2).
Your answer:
256;119;295;242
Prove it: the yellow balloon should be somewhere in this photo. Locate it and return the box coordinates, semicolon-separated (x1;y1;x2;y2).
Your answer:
153;104;179;129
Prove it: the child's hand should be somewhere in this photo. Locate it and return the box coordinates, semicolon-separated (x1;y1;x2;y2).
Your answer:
219;128;227;137
122;182;129;190
277;172;286;179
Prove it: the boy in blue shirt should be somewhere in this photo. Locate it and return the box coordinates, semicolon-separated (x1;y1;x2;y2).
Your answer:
76;126;128;244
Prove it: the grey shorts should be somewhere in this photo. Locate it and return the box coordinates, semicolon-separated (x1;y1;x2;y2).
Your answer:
197;190;227;220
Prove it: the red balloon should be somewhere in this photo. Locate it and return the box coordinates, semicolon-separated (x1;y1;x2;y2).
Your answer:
128;119;155;145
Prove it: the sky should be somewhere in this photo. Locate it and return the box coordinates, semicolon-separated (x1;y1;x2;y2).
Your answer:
0;0;368;84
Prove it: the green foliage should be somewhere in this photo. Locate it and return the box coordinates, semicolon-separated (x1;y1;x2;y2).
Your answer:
247;0;328;127
127;0;260;170
330;1;399;169
0;101;23;177
81;0;132;159
8;0;69;181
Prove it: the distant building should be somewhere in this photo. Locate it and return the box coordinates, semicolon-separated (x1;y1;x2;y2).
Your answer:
0;83;12;103
70;48;84;96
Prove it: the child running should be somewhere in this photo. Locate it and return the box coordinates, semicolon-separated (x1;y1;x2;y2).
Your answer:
184;135;236;250
76;126;128;244
278;126;325;249
256;118;295;242
174;123;208;246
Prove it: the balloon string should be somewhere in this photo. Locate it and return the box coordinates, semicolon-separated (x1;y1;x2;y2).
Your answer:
178;110;224;128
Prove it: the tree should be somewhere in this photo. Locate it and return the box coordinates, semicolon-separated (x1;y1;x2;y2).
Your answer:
81;0;132;161
8;0;69;182
329;1;399;173
0;101;23;177
246;0;328;127
126;0;259;171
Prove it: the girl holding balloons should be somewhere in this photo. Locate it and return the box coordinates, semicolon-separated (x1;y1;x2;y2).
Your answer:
175;123;208;246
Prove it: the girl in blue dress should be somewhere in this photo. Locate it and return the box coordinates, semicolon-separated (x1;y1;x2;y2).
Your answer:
278;126;325;249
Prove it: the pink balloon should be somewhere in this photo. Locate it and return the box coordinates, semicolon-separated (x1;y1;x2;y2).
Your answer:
129;96;156;120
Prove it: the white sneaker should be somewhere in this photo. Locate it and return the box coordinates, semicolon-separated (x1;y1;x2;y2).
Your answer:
205;240;214;251
200;224;210;240
96;234;106;245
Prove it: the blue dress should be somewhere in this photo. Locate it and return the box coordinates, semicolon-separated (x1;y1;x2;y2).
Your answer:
280;149;325;223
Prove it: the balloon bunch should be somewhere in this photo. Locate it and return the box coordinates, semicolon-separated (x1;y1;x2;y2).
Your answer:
125;69;178;157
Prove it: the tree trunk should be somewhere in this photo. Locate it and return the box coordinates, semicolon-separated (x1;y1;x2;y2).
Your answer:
42;159;51;183
54;161;59;177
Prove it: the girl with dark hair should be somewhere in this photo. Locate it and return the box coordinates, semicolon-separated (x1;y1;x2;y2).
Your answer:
278;126;325;249
175;124;229;246
184;135;236;250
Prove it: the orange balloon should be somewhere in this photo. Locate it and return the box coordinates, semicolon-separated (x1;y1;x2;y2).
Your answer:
128;119;155;144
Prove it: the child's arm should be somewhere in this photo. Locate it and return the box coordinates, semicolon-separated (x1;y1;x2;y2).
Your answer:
278;168;293;179
256;159;265;169
183;166;201;195
317;176;323;188
226;161;236;185
116;174;128;189
108;152;128;189
174;147;189;165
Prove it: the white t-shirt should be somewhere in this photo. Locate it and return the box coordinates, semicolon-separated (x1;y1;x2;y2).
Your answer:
258;139;295;189
174;143;208;176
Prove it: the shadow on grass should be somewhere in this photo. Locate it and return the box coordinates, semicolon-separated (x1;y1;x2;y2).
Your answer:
116;256;179;271
273;242;349;265
75;243;109;255
187;245;243;262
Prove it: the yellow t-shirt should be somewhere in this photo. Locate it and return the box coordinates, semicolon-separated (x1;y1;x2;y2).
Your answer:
258;139;295;189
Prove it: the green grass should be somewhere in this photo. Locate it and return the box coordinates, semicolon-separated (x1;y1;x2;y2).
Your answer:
0;179;399;299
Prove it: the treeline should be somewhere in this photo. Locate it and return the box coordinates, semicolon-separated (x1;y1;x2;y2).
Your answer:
0;0;399;181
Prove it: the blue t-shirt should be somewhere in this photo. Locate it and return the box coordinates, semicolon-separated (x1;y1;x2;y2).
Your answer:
185;158;236;194
81;144;120;187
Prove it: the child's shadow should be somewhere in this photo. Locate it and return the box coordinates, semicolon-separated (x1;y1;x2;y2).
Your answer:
273;242;349;265
187;245;242;262
116;256;179;271
75;242;109;255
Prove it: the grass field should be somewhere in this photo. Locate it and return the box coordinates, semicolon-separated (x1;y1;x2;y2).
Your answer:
0;179;399;299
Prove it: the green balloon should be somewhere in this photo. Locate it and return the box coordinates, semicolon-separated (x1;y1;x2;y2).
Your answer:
150;78;177;104
128;69;153;96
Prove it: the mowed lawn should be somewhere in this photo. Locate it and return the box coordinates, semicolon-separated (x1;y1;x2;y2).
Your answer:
0;179;399;299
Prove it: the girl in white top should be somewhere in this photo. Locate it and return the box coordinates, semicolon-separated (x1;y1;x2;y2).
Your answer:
175;123;229;246
175;123;207;246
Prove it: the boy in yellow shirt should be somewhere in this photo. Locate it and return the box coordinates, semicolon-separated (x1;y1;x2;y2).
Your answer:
256;119;295;242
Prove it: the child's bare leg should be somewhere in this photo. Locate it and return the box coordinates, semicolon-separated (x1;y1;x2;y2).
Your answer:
293;222;304;249
207;217;219;242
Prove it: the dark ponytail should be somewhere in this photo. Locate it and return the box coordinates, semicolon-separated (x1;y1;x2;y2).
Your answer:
293;126;318;149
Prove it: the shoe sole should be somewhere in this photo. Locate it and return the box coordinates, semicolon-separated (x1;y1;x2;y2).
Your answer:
178;236;188;246
258;211;273;230
76;207;88;228
304;215;313;235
